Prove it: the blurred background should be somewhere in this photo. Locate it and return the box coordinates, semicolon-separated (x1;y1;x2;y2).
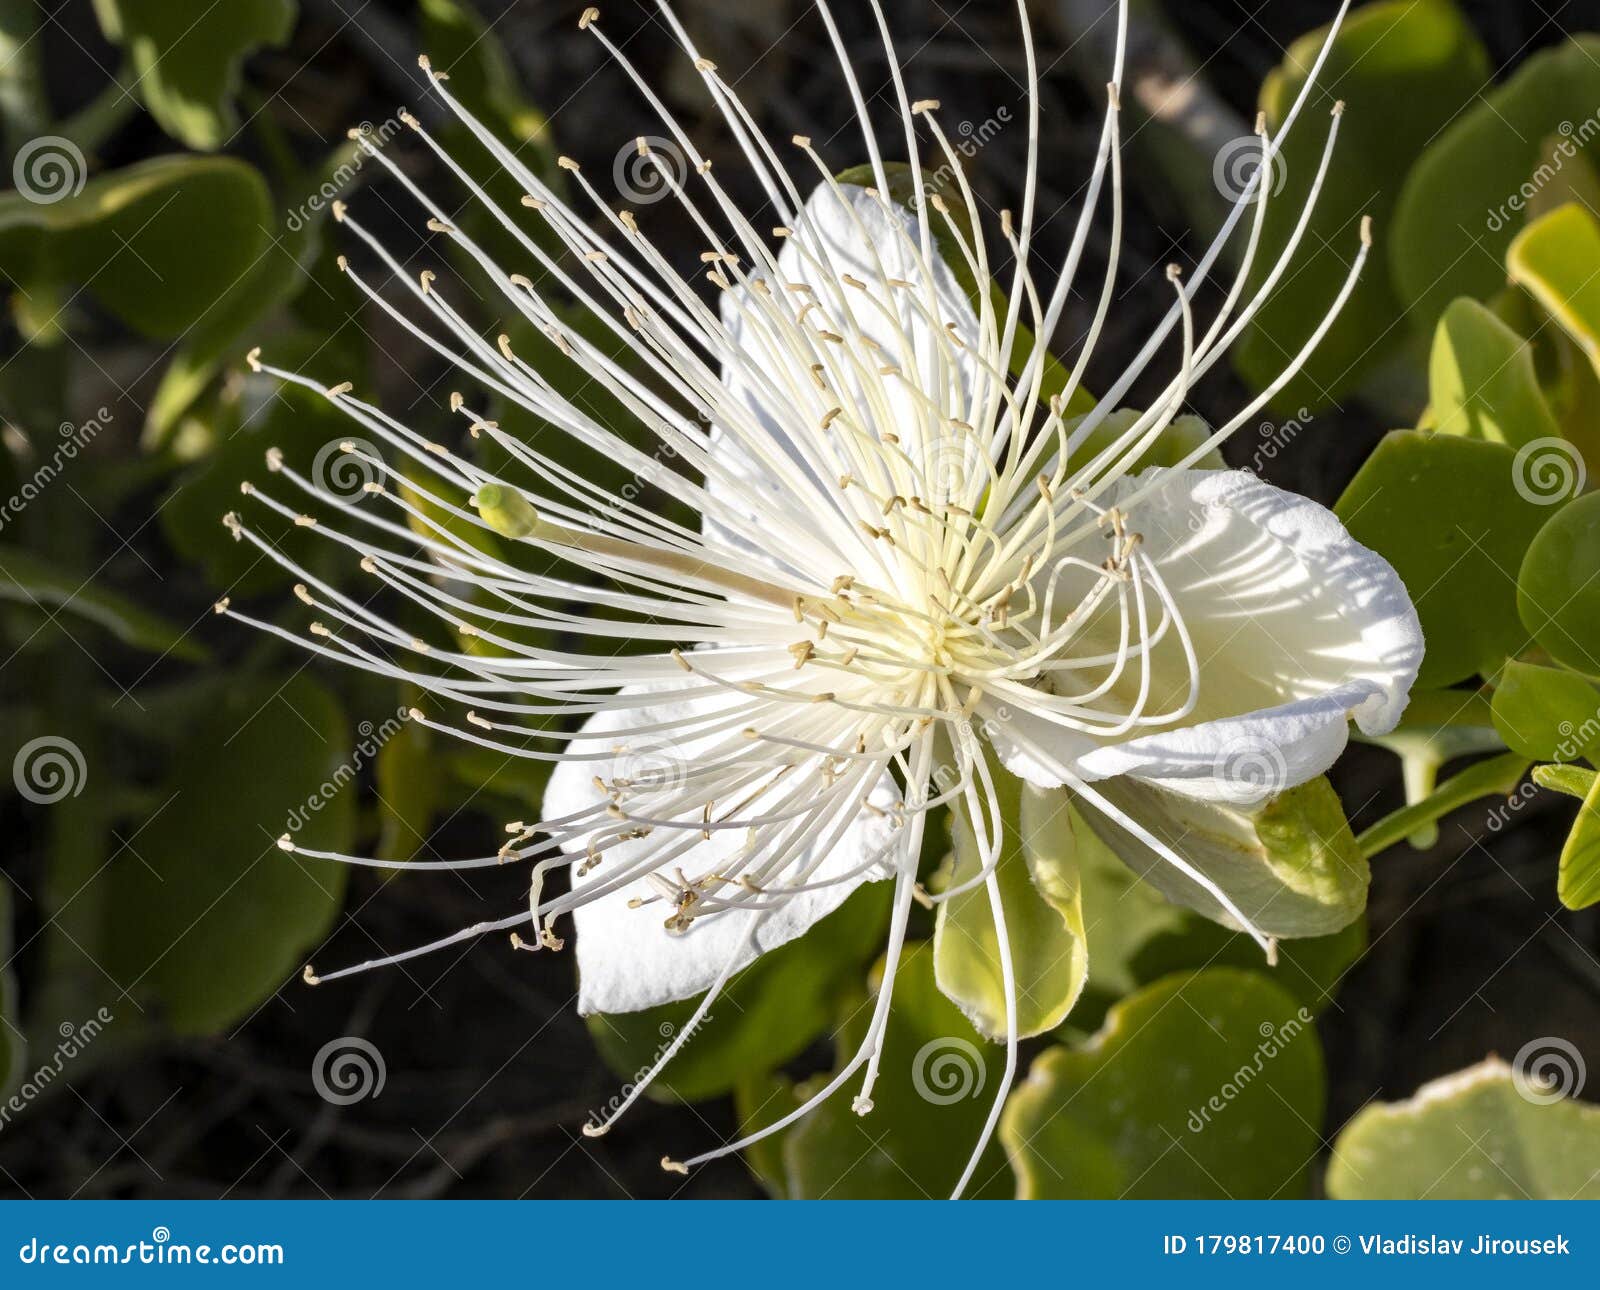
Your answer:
1;0;1598;1200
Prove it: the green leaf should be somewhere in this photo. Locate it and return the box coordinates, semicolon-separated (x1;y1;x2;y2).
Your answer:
1429;298;1560;447
780;942;1012;1199
1234;0;1488;409
1490;660;1600;761
1071;799;1363;1025
1001;969;1325;1198
102;674;353;1034
933;769;1086;1040
1392;35;1600;334
1532;762;1595;800
1327;1059;1600;1198
1336;431;1556;687
143;140;361;449
585;883;891;1105
1557;769;1600;910
0;547;207;661
1508;202;1600;378
0;156;273;340
1074;775;1368;939
419;0;549;144
92;0;295;151
1518;492;1600;675
160;331;363;595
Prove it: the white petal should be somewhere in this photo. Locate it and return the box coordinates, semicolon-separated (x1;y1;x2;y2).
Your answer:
705;182;982;555
1072;467;1423;803
986;468;1422;803
542;684;899;1015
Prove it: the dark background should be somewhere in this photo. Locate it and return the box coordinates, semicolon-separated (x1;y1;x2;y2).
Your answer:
2;0;1599;1199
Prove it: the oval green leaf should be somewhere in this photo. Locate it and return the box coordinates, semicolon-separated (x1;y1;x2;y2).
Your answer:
1001;969;1326;1198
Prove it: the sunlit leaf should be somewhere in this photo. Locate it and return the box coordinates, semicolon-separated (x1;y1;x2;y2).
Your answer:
1327;1059;1600;1198
1518;491;1600;675
1074;775;1368;938
1557;769;1600;910
1070;799;1362;1026
1429;297;1559;447
1234;0;1488;408
0;156;272;340
1336;430;1555;686
1392;35;1600;334
92;0;295;150
1508;202;1600;379
1001;969;1325;1198
1490;660;1600;762
934;768;1086;1040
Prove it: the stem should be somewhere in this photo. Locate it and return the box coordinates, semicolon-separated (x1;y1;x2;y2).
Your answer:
1356;752;1531;860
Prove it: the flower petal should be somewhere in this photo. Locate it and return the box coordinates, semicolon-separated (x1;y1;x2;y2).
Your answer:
542;684;900;1015
705;182;982;557
991;468;1423;804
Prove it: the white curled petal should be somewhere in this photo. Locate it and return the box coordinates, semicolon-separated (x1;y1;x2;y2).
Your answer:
542;684;900;1015
1069;467;1422;802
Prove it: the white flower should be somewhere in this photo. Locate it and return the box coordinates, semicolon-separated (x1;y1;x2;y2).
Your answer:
225;0;1419;1195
